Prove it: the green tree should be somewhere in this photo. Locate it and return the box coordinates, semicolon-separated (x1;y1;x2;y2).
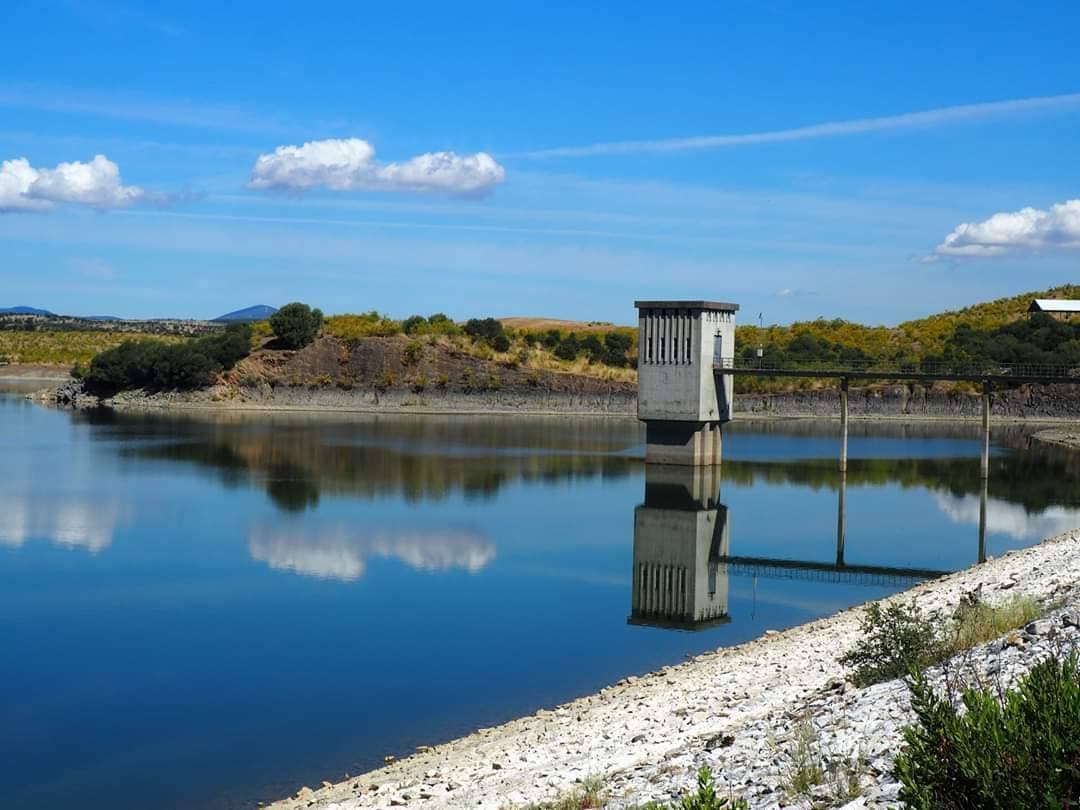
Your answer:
270;302;324;349
402;315;428;335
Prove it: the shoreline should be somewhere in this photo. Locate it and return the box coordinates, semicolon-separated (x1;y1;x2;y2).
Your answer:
265;528;1080;810
22;379;1080;424
97;399;1080;425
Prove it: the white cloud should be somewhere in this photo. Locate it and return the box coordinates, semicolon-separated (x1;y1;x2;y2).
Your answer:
0;154;151;213
514;92;1080;159
249;138;506;196
933;199;1080;258
0;159;50;212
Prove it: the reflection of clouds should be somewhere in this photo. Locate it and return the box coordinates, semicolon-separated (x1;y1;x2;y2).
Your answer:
0;496;122;553
248;525;496;581
934;493;1080;541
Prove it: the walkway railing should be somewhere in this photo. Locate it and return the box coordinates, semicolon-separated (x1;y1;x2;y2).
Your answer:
713;357;1080;381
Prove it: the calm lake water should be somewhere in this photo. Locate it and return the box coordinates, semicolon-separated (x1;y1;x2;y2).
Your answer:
2;384;1079;809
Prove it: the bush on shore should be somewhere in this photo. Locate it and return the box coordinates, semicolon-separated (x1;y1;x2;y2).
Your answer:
896;652;1080;808
83;324;252;394
840;595;1043;688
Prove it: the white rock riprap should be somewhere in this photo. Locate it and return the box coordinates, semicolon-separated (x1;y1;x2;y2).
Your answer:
266;530;1080;810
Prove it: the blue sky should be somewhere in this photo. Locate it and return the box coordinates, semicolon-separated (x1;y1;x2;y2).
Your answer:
1;0;1078;323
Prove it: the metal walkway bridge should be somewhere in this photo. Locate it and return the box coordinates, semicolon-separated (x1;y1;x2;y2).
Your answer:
715;358;1080;385
718;555;949;587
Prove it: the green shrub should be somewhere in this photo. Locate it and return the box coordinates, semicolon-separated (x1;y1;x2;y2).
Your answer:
840;601;944;687
403;339;423;366
783;719;825;799
426;313;460;335
602;330;633;366
402;315;427;335
945;595;1041;656
636;768;748;810
895;653;1080;809
554;334;580;361
83;324;252;394
580;333;603;361
436;373;449;388
523;776;605;809
325;311;400;340
269;302;323;349
464;317;509;351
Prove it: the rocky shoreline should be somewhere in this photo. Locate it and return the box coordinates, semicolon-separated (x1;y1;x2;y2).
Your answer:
33;379;1080;421
265;530;1080;810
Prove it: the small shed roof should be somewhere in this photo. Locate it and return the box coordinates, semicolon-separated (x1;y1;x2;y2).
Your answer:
1029;299;1080;313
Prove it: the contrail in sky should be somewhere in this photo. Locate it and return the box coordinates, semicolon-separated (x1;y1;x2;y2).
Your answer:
510;92;1080;159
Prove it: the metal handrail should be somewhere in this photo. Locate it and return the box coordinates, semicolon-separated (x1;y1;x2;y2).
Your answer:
713;357;1080;378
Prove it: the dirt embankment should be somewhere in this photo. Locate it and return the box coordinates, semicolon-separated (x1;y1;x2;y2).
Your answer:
95;336;639;416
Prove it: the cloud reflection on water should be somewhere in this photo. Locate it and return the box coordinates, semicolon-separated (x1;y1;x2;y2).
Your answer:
247;524;496;581
934;492;1080;541
0;496;123;552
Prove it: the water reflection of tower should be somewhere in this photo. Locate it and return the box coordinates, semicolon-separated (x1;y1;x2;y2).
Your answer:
629;465;730;630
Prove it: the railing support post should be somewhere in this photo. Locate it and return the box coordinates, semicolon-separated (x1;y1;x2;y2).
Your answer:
980;379;991;480
836;469;847;567
978;472;988;564
839;376;849;473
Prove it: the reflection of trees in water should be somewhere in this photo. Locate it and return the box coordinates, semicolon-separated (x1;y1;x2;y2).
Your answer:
109;416;638;512
724;436;1080;514
81;407;1079;515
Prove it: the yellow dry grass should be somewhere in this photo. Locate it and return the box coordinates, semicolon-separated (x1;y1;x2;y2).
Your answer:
0;330;185;366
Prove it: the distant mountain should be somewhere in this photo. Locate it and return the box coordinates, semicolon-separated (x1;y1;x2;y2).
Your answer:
214;305;278;323
81;315;123;322
0;306;55;316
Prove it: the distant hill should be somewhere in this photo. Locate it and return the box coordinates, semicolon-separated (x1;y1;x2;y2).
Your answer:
0;306;55;316
214;305;278;323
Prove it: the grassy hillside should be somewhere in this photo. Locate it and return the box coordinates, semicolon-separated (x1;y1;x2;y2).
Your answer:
734;284;1080;371
0;329;185;366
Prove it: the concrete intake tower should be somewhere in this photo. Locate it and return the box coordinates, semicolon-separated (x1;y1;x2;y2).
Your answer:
635;300;738;465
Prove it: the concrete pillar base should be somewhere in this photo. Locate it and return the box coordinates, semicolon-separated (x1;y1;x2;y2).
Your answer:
644;420;723;465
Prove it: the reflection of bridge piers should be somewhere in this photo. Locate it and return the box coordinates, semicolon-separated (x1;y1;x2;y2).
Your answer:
629;465;731;630
629;459;988;632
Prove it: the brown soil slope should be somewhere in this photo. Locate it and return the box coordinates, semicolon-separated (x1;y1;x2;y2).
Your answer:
226;336;635;397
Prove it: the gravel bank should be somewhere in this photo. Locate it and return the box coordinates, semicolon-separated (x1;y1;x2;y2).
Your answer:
266;530;1080;810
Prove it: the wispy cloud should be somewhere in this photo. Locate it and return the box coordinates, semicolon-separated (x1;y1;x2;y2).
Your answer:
60;0;185;38
68;256;116;280
513;93;1080;158
0;85;294;134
